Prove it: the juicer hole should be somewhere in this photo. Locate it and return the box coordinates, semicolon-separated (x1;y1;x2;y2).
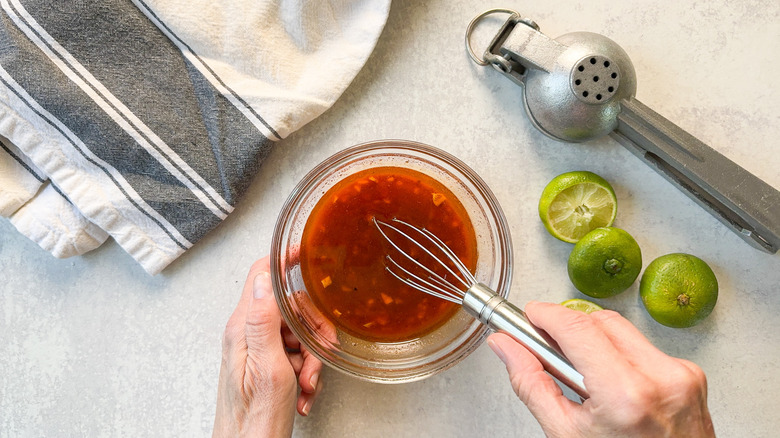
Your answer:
575;79;582;85
596;94;602;100
583;91;589;97
578;65;585;72
604;60;610;67
608;86;615;92
593;76;599;82
611;72;618;79
590;58;596;64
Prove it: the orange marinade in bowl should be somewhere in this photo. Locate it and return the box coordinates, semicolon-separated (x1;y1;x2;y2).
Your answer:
271;140;512;383
301;166;477;342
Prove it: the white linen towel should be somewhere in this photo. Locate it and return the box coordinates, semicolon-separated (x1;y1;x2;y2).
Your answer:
0;0;390;274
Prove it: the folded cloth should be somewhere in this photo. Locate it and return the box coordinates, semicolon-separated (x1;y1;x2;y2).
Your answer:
1;137;110;255
0;0;390;274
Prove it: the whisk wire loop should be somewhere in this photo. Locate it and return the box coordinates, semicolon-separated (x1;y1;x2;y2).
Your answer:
373;218;473;292
384;256;463;303
413;220;478;285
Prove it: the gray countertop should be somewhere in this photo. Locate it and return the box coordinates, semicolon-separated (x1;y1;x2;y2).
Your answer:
2;1;779;437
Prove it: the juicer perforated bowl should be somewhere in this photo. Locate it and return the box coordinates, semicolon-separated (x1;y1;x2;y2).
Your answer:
270;140;513;383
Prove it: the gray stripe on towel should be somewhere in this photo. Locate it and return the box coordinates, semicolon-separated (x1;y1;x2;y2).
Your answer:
0;0;274;242
16;0;273;207
133;0;282;141
0;71;190;249
0;138;45;182
0;10;217;243
0;139;79;206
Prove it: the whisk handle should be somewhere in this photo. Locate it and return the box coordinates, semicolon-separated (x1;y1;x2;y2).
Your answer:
463;284;589;400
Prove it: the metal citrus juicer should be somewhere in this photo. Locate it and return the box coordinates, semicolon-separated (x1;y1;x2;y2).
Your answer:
465;9;780;253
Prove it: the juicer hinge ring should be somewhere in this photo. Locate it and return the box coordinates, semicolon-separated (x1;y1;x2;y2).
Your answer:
465;8;531;66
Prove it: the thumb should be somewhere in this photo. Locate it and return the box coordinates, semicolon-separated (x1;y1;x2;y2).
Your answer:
488;333;579;432
245;271;286;362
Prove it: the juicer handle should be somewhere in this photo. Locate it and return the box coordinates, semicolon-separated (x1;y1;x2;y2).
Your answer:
612;97;780;254
463;284;589;400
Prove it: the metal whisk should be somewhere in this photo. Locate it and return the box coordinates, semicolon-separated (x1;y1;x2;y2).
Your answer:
374;217;589;400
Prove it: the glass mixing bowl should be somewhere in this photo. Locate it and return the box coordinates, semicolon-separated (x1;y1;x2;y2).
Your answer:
271;140;513;383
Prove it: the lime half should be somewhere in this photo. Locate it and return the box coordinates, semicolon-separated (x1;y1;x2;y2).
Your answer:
539;171;617;243
561;298;604;314
640;253;718;328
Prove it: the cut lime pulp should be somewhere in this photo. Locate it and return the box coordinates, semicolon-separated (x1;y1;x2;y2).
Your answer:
561;298;604;314
539;171;617;243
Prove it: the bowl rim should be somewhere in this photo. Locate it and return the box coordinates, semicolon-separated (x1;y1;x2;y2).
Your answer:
270;139;513;383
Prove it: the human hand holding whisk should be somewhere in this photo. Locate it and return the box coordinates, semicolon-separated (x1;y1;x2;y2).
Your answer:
489;303;714;437
376;218;715;437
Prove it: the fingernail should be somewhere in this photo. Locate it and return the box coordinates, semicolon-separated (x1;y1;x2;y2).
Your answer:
487;338;507;364
309;372;319;390
301;400;311;416
253;272;272;299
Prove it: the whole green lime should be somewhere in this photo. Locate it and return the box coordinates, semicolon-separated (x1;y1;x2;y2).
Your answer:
640;253;718;328
567;227;642;298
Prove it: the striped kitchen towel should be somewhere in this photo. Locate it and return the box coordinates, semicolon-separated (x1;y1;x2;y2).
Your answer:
0;0;390;274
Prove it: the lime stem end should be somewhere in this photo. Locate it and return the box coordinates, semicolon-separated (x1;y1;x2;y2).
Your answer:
603;258;623;274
